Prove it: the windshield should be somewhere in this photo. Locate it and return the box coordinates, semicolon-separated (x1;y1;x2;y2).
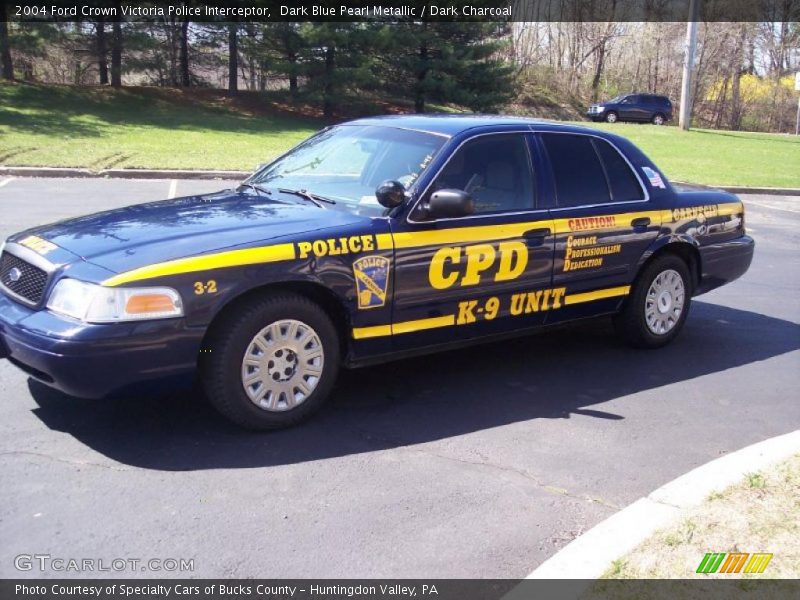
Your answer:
606;95;624;104
250;125;447;214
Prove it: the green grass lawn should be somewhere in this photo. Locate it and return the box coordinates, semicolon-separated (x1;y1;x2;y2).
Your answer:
0;82;319;171
2;82;799;187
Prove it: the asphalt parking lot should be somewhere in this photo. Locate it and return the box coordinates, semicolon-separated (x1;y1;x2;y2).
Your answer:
0;176;798;579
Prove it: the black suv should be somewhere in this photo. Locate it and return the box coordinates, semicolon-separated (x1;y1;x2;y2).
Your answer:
587;94;673;125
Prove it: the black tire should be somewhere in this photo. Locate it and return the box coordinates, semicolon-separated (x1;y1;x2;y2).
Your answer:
605;111;618;123
200;292;340;430
652;113;666;125
613;255;692;349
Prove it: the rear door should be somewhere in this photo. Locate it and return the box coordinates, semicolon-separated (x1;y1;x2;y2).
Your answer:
389;132;556;350
537;132;661;322
629;95;652;121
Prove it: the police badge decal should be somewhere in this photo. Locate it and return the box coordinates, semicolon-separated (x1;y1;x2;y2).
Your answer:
353;255;390;309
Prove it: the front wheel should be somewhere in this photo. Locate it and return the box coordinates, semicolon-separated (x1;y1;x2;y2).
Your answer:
605;111;619;123
200;293;340;430
613;255;692;349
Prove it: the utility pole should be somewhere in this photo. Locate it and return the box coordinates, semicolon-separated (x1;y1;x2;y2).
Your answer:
795;72;800;136
679;0;700;131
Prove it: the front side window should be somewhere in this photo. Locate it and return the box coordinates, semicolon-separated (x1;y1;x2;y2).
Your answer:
426;134;534;215
251;125;446;214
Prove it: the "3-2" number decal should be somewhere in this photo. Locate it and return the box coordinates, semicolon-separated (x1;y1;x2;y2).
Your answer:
193;280;218;295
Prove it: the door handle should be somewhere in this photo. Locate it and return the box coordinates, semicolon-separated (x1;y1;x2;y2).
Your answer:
631;217;651;229
523;228;551;247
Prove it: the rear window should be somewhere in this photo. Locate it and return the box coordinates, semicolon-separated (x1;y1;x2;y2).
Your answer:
594;139;646;202
541;134;610;206
541;134;645;207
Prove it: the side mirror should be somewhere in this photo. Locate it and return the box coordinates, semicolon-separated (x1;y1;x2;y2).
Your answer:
375;180;406;209
427;189;475;218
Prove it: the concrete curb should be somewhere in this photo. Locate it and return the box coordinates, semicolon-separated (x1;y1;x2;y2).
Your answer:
0;166;248;180
1;167;799;195
714;186;800;196
526;429;800;581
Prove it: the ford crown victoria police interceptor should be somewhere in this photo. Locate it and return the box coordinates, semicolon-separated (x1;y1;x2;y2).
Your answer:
0;116;754;429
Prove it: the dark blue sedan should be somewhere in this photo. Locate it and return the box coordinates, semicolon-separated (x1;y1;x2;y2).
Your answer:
0;116;753;429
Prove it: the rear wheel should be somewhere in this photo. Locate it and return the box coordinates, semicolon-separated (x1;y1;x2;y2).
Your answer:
652;113;666;125
605;111;619;123
200;293;340;430
614;255;692;349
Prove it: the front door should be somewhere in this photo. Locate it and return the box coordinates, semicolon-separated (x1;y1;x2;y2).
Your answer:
618;95;644;121
536;132;661;322
390;132;556;350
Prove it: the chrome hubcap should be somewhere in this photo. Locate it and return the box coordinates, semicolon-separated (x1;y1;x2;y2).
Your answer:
608;113;617;122
645;269;685;335
241;319;324;411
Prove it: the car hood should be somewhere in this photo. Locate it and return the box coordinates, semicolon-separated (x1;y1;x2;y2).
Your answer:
10;190;372;275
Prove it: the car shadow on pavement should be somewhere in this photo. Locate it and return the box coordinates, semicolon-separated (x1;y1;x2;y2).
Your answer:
27;301;800;471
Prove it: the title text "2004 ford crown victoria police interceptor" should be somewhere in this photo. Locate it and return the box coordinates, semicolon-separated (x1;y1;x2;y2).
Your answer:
0;116;754;429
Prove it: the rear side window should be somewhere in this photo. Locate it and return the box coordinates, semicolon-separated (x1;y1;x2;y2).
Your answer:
541;134;609;206
593;139;646;202
541;134;645;206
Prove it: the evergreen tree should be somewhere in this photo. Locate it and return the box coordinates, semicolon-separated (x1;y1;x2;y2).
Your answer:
260;23;306;99
386;20;514;113
302;23;380;117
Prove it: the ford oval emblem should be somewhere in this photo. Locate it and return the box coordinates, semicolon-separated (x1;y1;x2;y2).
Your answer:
7;267;22;283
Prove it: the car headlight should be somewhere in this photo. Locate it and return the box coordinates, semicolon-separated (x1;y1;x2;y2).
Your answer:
47;279;183;323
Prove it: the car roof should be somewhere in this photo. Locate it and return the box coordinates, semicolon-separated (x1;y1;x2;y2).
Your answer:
342;114;609;138
623;93;669;99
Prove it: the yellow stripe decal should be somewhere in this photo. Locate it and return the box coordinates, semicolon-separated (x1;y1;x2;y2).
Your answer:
391;209;666;250
391;315;456;335
375;233;394;250
101;203;737;287
103;243;297;287
392;221;551;249
352;324;393;340
564;285;631;305
716;202;744;217
353;315;456;339
353;285;630;339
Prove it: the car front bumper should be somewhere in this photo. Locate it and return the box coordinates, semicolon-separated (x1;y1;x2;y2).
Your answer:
696;235;755;295
0;293;204;399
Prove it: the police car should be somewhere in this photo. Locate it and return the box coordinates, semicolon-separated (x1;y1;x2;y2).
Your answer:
0;116;754;429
